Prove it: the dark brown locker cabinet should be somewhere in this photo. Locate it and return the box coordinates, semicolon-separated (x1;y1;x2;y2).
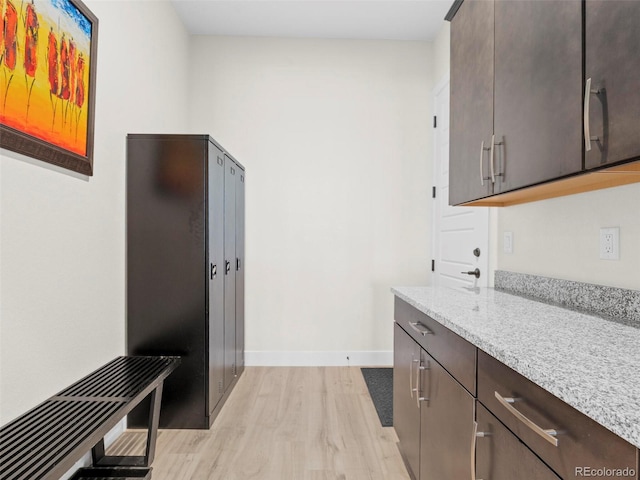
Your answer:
585;1;640;169
235;164;246;376
223;155;237;391
449;0;495;205
126;134;245;429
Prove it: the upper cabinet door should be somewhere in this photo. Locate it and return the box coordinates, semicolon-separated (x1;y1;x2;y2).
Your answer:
449;0;494;206
585;1;640;169
493;0;582;193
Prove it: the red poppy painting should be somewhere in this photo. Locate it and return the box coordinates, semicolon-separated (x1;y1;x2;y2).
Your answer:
0;0;98;175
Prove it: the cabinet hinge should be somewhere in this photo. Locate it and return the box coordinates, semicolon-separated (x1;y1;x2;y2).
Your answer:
433;116;437;128
431;260;435;272
432;186;436;198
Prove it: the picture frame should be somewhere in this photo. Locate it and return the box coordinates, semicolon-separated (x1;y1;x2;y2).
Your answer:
0;0;98;176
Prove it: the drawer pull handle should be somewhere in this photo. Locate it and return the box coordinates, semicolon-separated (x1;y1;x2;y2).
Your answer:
409;322;433;337
495;391;559;447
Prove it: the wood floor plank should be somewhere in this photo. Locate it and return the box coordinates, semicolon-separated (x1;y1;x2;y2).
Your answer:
109;367;410;480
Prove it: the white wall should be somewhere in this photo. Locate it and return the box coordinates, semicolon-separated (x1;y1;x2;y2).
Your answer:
189;36;433;364
432;22;640;290
498;184;640;290
0;0;190;424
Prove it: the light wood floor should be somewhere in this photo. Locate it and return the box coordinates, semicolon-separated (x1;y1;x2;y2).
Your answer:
109;367;410;480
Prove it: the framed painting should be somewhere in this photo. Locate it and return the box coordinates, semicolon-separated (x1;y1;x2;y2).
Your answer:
0;0;98;175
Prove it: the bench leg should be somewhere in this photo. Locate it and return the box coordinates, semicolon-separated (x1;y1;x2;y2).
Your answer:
91;382;165;468
144;382;162;466
91;439;106;465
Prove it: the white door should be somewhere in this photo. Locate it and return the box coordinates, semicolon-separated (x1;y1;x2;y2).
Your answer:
432;78;489;288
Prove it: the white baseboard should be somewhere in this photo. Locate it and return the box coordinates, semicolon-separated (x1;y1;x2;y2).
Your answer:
245;350;392;367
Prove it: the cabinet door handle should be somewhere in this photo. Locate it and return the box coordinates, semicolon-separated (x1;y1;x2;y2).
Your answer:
584;78;601;152
480;140;485;186
409;321;433;337
409;358;419;398
489;134;496;183
225;261;231;274
472;420;489;480
210;263;217;279
417;363;428;408
494;391;559;447
471;421;478;480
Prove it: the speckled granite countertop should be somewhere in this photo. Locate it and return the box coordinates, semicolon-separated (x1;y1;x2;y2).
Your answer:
391;286;640;450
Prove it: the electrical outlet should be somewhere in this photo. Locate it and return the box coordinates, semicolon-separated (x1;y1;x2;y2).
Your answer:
599;227;620;260
503;232;513;254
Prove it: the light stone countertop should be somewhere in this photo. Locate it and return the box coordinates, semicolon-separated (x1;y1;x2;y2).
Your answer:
391;286;640;450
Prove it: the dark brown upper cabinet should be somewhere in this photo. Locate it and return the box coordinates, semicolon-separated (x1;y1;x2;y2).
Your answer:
584;1;640;170
447;0;640;207
449;0;494;206
493;0;582;194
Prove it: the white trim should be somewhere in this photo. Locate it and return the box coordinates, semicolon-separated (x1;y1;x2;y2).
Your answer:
431;75;450;288
245;351;393;367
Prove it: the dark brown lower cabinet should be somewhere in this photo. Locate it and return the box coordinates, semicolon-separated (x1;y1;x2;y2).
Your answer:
393;323;421;479
394;297;640;480
419;350;474;480
393;322;474;480
476;403;561;480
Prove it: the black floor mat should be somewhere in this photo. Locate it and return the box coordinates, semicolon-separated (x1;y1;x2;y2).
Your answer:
361;367;393;427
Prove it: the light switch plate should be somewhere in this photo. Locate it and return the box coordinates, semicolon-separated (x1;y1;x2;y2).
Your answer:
503;232;513;254
599;227;619;260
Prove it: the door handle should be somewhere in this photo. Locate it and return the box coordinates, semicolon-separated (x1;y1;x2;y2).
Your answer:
461;268;481;279
210;263;217;279
236;258;241;271
225;261;231;274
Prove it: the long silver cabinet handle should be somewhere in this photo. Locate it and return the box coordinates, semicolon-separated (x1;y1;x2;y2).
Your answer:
471;421;478;480
409;321;433;337
410;358;419;398
489;134;496;183
584;78;602;152
584;78;592;152
416;364;428;408
480;140;485;186
494;391;559;447
472;420;489;480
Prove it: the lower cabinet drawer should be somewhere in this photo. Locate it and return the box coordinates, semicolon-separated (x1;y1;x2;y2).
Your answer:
476;403;560;480
478;349;637;479
394;297;476;395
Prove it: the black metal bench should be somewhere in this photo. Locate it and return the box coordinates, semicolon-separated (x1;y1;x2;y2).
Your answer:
0;356;180;480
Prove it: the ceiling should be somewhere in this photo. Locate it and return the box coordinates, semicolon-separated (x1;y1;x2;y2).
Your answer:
170;0;452;41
